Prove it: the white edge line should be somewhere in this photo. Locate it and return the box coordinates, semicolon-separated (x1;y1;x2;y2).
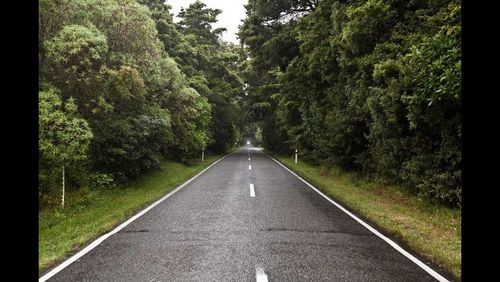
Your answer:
39;152;234;282
263;152;449;282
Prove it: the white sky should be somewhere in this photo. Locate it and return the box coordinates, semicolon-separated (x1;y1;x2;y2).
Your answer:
166;0;248;44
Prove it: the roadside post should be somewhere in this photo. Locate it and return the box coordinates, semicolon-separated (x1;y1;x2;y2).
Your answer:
295;149;298;164
62;165;65;208
202;147;205;162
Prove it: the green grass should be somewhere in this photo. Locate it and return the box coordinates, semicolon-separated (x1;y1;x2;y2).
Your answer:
273;154;461;280
39;155;223;274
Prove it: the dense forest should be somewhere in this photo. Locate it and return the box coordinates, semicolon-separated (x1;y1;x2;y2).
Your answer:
39;0;461;208
39;0;244;206
238;0;461;207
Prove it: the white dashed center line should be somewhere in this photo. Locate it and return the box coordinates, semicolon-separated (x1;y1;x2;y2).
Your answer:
250;183;255;197
248;157;251;161
255;268;268;282
249;165;252;170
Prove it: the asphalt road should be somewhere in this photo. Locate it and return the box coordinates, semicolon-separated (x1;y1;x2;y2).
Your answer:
44;146;441;281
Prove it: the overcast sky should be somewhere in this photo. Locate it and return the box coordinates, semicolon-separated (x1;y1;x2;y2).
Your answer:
166;0;248;44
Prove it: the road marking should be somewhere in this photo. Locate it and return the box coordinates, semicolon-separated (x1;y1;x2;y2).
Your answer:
249;165;252;170
250;183;255;197
255;267;268;282
39;152;234;282
264;152;450;282
248;157;251;161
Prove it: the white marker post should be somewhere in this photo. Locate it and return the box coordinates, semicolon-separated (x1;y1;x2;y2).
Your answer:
295;149;298;164
61;165;65;208
201;148;204;162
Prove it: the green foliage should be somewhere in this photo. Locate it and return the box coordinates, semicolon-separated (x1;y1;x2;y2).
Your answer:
239;0;461;206
39;89;93;165
43;24;108;101
342;0;393;56
89;113;171;181
142;0;244;154
39;0;462;209
39;0;246;204
177;0;225;46
165;86;212;160
84;173;116;190
397;11;461;205
39;89;93;199
88;65;172;181
39;0;245;204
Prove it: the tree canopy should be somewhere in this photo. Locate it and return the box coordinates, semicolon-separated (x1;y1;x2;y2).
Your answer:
239;0;461;207
39;0;244;204
39;0;461;208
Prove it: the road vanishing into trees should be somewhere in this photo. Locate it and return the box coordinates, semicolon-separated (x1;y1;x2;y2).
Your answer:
41;145;445;282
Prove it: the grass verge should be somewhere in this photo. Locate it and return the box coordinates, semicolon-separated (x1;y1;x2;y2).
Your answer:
273;154;461;280
39;154;223;274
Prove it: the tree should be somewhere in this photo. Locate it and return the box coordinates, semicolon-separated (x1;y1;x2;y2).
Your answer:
178;0;226;46
40;0;210;183
143;0;244;153
39;89;93;207
87;65;172;181
239;0;461;206
43;24;109;116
